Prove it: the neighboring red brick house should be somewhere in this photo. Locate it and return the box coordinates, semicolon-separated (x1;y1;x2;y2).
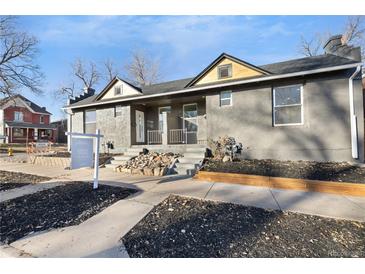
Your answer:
0;95;56;143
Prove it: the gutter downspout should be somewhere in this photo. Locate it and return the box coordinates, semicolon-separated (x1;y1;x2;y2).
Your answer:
64;98;74;152
349;65;361;159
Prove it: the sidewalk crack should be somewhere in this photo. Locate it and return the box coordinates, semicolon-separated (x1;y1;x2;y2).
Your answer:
270;189;282;211
203;183;215;199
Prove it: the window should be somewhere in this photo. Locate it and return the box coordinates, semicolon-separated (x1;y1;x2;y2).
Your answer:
114;86;122;96
40;115;44;124
183;104;198;132
218;64;232;79
84;110;96;133
220;91;232;106
13;128;24;137
158;106;171;131
14;111;23;122
273;85;303;126
115;105;123;117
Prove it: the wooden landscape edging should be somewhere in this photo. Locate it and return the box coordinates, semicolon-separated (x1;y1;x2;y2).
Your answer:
194;171;365;197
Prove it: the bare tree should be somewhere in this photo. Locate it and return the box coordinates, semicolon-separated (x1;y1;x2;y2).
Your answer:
55;59;100;103
73;59;100;89
0;16;43;97
104;59;118;82
124;49;161;86
298;34;322;57
341;16;365;45
298;16;365;60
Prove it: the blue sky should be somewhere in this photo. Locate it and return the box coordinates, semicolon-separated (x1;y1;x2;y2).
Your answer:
15;15;348;120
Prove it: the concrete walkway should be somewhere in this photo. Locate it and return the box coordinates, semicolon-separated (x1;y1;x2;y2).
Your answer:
1;163;365;257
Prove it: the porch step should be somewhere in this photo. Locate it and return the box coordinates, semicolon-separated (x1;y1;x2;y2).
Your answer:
105;147;141;171
113;155;133;161
182;152;206;158
124;151;141;157
185;147;207;153
174;148;205;175
111;159;128;165
178;157;204;164
105;163;120;170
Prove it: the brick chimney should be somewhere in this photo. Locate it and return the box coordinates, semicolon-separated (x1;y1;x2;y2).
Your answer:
323;34;362;62
68;87;95;105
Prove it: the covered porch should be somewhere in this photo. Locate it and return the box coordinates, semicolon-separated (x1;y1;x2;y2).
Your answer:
130;93;207;146
4;122;56;144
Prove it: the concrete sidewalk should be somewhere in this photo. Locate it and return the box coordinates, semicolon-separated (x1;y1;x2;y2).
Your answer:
1;163;365;258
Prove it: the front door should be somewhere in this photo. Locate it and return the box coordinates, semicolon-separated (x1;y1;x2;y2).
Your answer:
183;103;198;144
136;110;145;143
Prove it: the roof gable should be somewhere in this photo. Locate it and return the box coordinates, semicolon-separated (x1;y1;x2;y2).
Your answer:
0;95;51;114
95;77;142;101
186;53;270;87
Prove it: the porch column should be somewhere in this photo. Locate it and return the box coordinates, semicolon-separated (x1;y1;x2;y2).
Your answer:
162;112;168;145
9;127;12;143
34;128;38;141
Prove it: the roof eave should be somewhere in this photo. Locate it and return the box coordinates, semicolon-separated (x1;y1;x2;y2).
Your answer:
65;62;361;110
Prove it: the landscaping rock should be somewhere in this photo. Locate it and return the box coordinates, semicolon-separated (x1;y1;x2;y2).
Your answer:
117;152;181;176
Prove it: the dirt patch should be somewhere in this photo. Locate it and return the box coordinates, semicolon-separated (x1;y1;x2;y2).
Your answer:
122;195;365;258
202;159;365;184
0;182;138;244
40;152;116;166
0;170;51;191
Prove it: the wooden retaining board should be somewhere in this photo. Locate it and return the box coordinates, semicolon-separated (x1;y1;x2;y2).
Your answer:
194;171;365;197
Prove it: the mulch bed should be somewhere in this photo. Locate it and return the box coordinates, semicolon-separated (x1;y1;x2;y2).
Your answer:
202;159;365;184
0;170;51;191
0;182;138;244
122;195;365;258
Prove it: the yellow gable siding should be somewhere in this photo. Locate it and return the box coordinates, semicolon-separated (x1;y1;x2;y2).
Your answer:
195;57;263;86
99;80;140;100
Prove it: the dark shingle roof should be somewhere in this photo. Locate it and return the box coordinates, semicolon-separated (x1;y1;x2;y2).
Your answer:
68;53;359;108
141;78;194;95
259;54;357;75
0;94;51;114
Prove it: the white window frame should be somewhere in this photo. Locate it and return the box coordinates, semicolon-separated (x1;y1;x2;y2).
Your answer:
182;103;198;132
115;105;123;117
14;111;23;122
158;106;171;131
217;64;232;79
273;84;304;127
40;115;44;124
220;90;232;107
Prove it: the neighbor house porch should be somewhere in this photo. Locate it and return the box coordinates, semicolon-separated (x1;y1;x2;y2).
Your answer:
4;122;56;144
130;94;207;146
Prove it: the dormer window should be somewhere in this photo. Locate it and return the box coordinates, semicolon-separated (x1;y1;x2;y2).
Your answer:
218;64;232;79
114;86;122;96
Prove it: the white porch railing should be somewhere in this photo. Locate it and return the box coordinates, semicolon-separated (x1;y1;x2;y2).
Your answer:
169;129;186;144
147;130;162;144
148;129;199;145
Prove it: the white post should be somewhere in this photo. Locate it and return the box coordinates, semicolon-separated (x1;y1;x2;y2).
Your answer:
67;113;72;152
93;129;100;189
162;112;168;145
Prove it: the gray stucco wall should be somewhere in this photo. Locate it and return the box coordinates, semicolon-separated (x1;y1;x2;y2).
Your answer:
71;111;84;133
70;105;131;153
206;70;365;163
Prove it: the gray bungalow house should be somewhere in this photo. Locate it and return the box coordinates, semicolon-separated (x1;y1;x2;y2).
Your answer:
65;35;364;165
